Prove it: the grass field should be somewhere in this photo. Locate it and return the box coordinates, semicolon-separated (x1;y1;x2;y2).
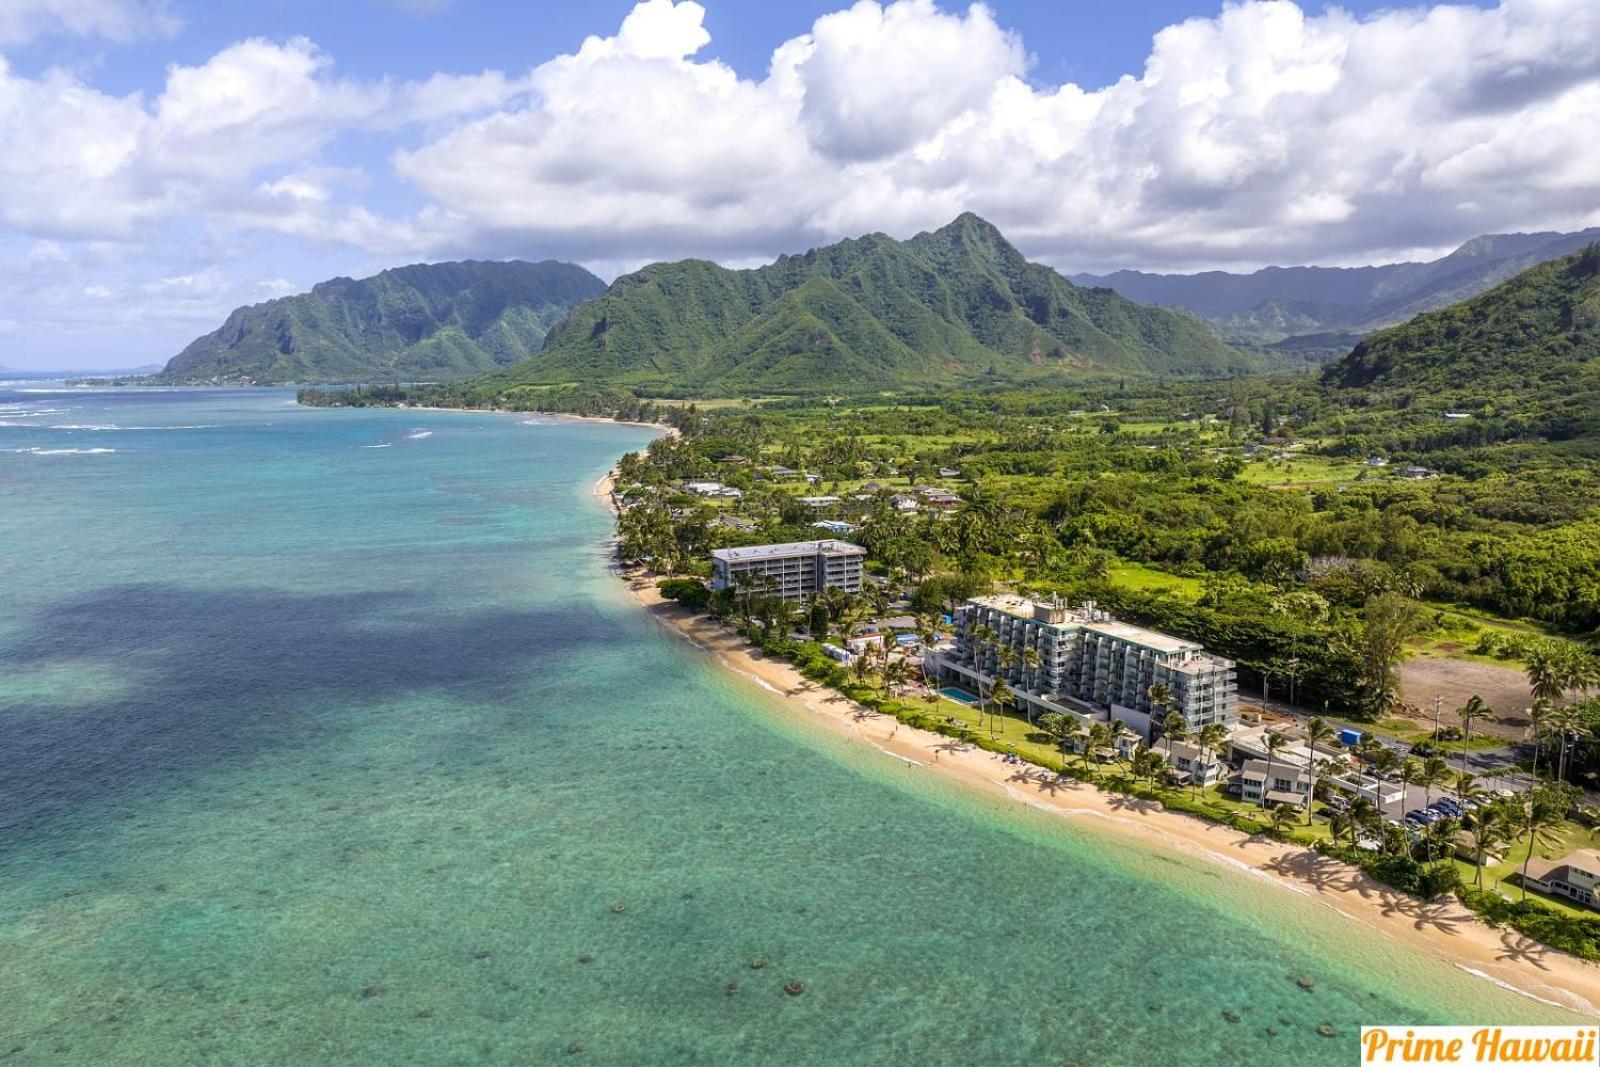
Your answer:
1106;559;1204;598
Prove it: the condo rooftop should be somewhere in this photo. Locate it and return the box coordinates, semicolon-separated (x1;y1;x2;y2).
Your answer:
711;539;865;563
968;593;1231;667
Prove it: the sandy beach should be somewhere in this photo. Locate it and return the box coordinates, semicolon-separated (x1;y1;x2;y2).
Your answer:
593;468;1600;1017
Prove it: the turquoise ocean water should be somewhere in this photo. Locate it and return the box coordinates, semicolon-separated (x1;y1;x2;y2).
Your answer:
0;385;1582;1064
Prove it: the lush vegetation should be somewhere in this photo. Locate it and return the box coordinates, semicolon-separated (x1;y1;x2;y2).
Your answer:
609;381;1599;716
483;214;1258;396
160;260;605;385
1325;245;1600;447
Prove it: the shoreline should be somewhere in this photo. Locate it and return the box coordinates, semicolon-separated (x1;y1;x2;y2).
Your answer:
592;467;1600;1017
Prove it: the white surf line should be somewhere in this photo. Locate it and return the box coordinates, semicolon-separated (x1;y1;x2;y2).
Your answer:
1454;965;1590;1014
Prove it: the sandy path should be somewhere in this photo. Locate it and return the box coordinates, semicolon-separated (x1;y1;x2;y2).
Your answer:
593;470;1600;1016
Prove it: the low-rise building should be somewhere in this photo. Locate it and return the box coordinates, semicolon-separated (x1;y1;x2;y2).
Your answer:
685;481;742;499
1522;850;1600;910
1160;739;1228;786
1240;759;1312;809
812;519;856;534
798;495;842;508
710;539;865;602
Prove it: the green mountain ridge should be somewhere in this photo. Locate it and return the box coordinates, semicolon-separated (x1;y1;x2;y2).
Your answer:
1323;244;1600;440
478;214;1254;396
158;260;606;385
1072;227;1600;348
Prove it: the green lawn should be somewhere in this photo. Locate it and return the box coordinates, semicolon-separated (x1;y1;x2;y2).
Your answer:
1106;559;1204;599
1234;454;1371;488
1456;819;1600;919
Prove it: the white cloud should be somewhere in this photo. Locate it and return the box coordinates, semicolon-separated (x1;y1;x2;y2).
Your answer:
391;0;1600;271
0;0;179;45
6;0;1600;369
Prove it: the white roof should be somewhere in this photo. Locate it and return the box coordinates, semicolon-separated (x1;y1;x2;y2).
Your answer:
712;540;865;562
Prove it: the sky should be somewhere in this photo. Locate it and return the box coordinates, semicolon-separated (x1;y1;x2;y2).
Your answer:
2;0;1596;370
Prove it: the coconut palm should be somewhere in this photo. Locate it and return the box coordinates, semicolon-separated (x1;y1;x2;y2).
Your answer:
1197;721;1229;799
1328;809;1354;848
1086;721;1113;778
1261;730;1289;811
1549;702;1588;783
1269;802;1298;838
1526;643;1570;706
1467;801;1511;887
1302;717;1334;824
1146;682;1174;735
1528;699;1555;778
1419;755;1452;806
1397;757;1421;820
988;676;1012;739
1162;710;1189;765
1519;790;1565;901
1349;798;1382;845
1038;712;1080;771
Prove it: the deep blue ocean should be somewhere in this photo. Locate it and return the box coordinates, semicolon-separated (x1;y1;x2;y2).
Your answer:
0;385;1579;1064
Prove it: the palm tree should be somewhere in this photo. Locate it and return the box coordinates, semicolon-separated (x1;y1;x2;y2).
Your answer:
1528;699;1555;778
1261;731;1288;811
988;677;1012;739
1397;757;1421;820
1526;643;1569;707
1021;646;1042;715
1467;800;1510;887
1549;702;1587;784
1162;710;1189;767
1302;717;1334;824
1086;722;1113;778
1419;755;1452;806
1270;802;1297;838
1519;790;1564;901
1038;712;1080;772
1197;722;1229;799
1349;798;1381;846
1146;682;1174;736
1328;810;1354;848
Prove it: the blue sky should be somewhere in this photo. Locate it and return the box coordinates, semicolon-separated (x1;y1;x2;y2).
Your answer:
0;0;1590;369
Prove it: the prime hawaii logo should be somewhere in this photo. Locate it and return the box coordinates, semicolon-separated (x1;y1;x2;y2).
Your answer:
1362;1027;1599;1065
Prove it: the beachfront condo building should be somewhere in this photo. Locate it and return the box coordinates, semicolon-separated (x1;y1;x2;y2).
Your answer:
933;594;1238;739
710;540;866;602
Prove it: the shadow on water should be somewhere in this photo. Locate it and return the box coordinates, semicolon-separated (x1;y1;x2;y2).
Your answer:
0;582;608;846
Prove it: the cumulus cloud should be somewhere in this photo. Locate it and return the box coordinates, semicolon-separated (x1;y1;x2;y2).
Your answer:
6;0;1600;368
392;0;1600;271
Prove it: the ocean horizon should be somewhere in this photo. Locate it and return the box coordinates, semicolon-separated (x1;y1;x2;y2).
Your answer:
0;385;1581;1064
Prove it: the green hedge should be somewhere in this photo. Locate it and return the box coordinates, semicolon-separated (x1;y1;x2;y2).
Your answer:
1458;886;1600;962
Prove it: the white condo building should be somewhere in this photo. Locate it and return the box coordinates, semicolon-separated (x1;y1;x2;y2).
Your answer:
710;540;866;602
932;594;1237;739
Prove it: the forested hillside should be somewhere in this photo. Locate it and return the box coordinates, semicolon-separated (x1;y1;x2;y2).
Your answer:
478;214;1254;396
158;260;606;385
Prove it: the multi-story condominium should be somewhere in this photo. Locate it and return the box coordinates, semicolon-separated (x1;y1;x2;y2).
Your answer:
710;540;865;602
933;594;1238;739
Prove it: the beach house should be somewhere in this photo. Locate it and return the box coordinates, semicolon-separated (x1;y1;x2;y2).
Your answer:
1240;759;1313;809
1522;850;1600;910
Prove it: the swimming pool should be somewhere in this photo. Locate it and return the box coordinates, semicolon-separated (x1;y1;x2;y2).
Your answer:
938;686;980;706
